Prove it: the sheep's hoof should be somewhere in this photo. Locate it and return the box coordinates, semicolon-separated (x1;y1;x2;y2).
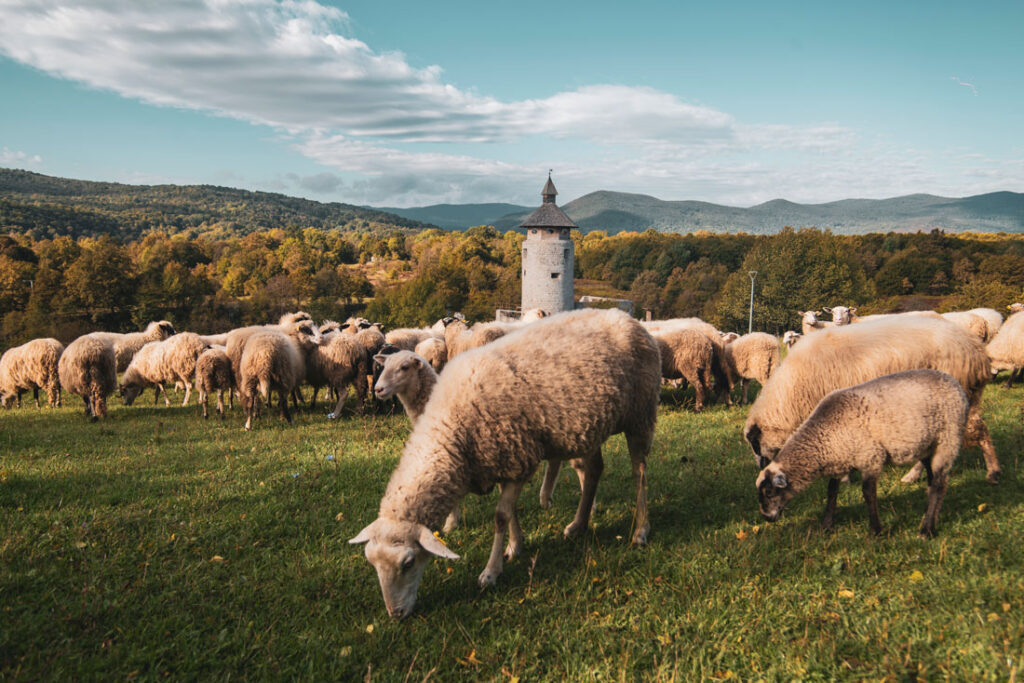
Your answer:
503;543;522;562
986;471;1002;485
478;569;499;588
631;529;649;546
563;521;587;538
538;495;552;509
900;470;920;484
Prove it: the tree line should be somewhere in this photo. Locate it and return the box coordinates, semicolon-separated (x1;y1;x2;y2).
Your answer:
2;224;1023;347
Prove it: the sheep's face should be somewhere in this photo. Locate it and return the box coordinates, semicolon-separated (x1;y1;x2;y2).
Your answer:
350;518;459;620
828;306;855;325
152;321;176;339
756;464;795;522
120;384;143;406
1008;303;1024;313
292;322;322;349
800;311;820;325
319;321;342;338
0;392;14;409
374;351;421;399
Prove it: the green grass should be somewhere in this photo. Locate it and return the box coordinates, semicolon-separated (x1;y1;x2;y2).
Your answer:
2;385;1024;680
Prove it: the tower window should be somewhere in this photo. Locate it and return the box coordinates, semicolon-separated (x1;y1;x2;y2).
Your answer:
563;248;569;260
551;272;560;279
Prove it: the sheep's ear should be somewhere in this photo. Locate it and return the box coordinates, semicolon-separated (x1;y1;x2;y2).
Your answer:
772;471;789;489
850;308;857;314
756;455;770;470
822;307;832;313
417;525;460;560
349;521;378;545
373;353;389;366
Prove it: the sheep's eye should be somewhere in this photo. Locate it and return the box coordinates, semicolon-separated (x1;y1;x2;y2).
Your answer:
401;556;415;572
400;363;410;371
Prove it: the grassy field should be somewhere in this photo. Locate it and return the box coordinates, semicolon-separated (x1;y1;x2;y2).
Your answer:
2;384;1023;681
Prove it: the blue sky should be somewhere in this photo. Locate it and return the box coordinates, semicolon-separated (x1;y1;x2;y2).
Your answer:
1;0;1022;207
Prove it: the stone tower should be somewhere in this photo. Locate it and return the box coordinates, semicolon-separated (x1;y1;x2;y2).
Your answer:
519;173;577;314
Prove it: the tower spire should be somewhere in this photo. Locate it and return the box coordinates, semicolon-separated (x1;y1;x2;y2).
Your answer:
541;170;557;204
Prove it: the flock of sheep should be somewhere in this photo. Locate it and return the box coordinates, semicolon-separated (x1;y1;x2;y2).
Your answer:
3;301;1024;619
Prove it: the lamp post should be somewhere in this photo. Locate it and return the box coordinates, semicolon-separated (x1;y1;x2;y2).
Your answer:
747;270;757;333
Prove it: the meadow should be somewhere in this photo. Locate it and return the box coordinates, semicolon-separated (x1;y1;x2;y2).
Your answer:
1;385;1023;680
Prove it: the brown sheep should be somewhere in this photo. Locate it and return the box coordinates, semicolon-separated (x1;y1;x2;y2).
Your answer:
87;320;176;372
0;338;64;408
195;347;233;419
58;335;117;421
723;332;780;404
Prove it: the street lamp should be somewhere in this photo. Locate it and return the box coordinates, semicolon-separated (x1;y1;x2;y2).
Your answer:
747;270;757;333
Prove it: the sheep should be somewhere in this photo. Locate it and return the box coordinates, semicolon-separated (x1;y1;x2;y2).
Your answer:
0;338;64;408
644;318;732;404
442;317;473;359
782;330;802;349
198;332;230;346
384;327;441;352
413;337;447;373
87;320;176;372
519;308;548;324
757;369;969;538
318;320;343;339
986;311;1024;384
723;332;780;404
743;315;1000;484
350;308;661;619
239;321;321;430
373;350;438;425
652;329;714;411
799;310;835;335
279;311;312;326
822;305;857;325
225;319;319;391
58;335;117;421
119;333;209;407
1009;303;1024;314
195;346;233;419
967;308;1003;340
941;311;990;343
308;333;368;418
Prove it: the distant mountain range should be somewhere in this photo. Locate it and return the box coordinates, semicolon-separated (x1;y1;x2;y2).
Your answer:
380;190;1024;234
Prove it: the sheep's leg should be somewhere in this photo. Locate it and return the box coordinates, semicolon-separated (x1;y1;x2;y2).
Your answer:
504;505;524;562
199;389;209;419
964;406;1001;484
442;506;461;534
244;392;257;431
55;385;62;407
900;461;924;484
328;385;347;420
15;390;22;408
279;388;293;424
569;458;597;514
920;466;948;538
820;477;840;530
479;480;524;588
539;459;562;508
216;390;225;418
309;386;318;409
626;429;652;546
862;476;882;535
33;387;40;408
741;379;750;405
681;367;704;412
181;383;192;407
564;451;603;539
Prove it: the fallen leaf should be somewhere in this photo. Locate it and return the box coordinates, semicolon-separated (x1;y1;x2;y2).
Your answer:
909;570;924;583
335;512;344;521
837;589;855;599
987;612;1000;622
978;503;988;513
210;555;224;563
735;530;748;541
339;646;352;657
656;634;672;645
365;624;374;634
1003;602;1011;612
75;542;87;549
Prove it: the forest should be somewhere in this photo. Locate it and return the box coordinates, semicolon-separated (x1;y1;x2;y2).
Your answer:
2;221;1024;348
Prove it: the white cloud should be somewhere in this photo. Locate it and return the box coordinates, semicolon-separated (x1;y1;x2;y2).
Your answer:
0;147;42;166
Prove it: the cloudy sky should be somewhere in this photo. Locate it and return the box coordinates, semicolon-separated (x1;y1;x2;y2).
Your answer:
1;0;1022;207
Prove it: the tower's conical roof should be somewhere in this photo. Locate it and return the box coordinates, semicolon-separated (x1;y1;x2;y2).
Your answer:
519;173;577;229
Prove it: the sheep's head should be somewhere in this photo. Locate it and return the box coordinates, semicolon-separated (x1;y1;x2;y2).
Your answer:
0;392;14;409
1009;303;1024;313
781;330;802;348
756;463;795;522
721;332;740;344
290;321;322;349
149;321;176;339
350;517;459;619
799;310;821;325
828;306;856;325
374;350;423;400
119;383;143;406
279;311;312;326
319;320;342;338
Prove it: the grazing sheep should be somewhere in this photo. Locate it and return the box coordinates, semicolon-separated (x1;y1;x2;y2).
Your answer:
350;308;661;619
87;320;176;372
799;310;834;336
644;318;732;405
652;329;714;411
0;338;64;408
58;335;117;421
119;333;209;407
309;333;369;418
225;319;319;390
723;332;780;404
744;315;1000;484
986;311;1024;385
195;346;233;419
757;370;969;538
239;322;321;430
823;306;858;325
941;311;990;342
413;337;447;373
782;330;802;349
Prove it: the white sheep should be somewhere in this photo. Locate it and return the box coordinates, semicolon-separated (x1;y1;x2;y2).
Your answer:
967;308;1003;340
58;335;117;421
723;332;780;404
373;350;438;425
239;321;321;430
384;327;441;352
744;315;999;484
651;329;714;411
412;337;447;373
0;338;64;408
87;321;176;372
642;318;732;405
195;346;233;419
782;330;802;349
119;333;209;407
350;308;661;619
986;311;1024;386
799;310;835;335
757;370;969;537
1009;303;1024;314
941;311;990;342
822;306;857;325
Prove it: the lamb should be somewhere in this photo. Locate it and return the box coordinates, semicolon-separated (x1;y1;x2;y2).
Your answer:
350;308;661;619
239;321;321;430
799;310;835;335
86;320;176;372
822;306;858;325
195;346;233;419
723;332;780;404
757;370;969;538
941;311;990;342
782;330;802;349
119;333;209;407
58;335;117;421
652;329;714;411
413;337;447;373
0;338;64;408
743;315;1000;484
308;332;368;418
